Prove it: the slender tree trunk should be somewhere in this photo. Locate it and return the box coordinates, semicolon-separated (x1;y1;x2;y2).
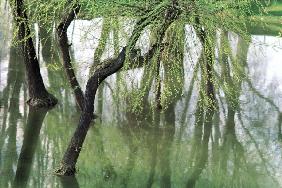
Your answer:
11;0;57;108
186;85;214;188
185;109;213;188
57;4;84;110
54;47;127;176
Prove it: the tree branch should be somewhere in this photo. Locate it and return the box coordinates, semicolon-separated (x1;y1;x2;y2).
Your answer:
57;3;84;110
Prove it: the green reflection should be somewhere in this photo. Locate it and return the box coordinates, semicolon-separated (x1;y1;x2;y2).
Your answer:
14;108;48;188
0;10;281;188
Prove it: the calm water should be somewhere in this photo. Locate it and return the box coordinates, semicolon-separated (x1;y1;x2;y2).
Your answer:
1;5;282;188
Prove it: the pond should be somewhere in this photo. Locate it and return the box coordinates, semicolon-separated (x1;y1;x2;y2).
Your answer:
1;5;282;188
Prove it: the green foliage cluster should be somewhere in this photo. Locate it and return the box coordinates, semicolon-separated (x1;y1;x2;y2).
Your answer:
14;0;266;112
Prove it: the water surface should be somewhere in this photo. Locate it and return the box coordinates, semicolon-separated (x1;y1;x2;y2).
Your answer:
1;6;282;188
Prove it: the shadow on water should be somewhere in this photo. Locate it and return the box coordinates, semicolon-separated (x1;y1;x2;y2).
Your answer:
13;107;48;188
59;176;80;188
159;104;176;188
185;97;213;188
1;6;282;187
0;45;24;187
116;103;177;188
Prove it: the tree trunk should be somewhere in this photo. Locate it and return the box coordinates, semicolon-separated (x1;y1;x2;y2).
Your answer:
54;47;127;176
11;0;57;108
54;26;158;176
55;2;180;176
57;4;85;110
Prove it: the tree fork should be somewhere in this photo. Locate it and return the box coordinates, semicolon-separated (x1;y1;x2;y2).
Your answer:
54;45;154;176
54;47;127;176
55;1;180;176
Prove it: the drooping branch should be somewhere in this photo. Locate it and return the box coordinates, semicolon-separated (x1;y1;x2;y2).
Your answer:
56;4;165;110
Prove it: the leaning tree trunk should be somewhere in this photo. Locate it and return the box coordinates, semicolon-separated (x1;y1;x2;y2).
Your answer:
54;47;127;176
57;4;85;110
11;0;57;108
54;46;171;175
55;2;180;176
54;28;158;176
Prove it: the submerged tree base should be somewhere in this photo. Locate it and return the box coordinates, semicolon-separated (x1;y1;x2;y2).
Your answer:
26;94;58;108
54;163;76;176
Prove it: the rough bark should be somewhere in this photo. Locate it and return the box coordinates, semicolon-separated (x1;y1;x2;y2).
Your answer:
57;4;85;110
11;0;57;108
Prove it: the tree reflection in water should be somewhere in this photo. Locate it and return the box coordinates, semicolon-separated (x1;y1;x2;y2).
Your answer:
14;108;48;188
0;9;282;188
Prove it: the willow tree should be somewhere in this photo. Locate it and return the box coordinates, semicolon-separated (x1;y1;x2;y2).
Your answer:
61;0;263;176
19;0;264;176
